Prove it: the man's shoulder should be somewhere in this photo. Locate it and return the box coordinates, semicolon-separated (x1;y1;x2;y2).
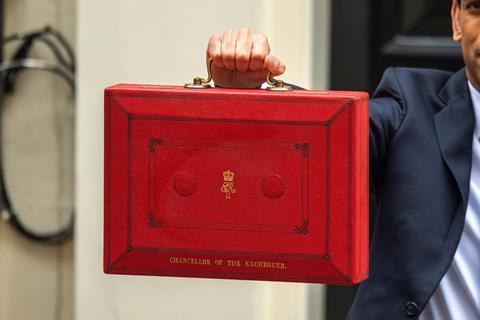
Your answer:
374;67;459;100
385;67;454;81
383;67;455;91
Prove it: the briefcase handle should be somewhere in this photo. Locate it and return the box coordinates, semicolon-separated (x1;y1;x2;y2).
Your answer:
185;58;293;91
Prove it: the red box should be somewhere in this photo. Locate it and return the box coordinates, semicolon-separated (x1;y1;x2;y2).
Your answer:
104;84;369;285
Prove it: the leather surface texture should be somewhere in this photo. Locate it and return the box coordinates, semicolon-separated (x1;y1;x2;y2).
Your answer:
104;84;369;285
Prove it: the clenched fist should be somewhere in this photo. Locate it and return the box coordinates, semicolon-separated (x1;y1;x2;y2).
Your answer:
207;28;285;88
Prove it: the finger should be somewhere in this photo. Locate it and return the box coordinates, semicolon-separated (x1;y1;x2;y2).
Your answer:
249;33;270;71
264;54;285;76
235;27;253;72
221;30;238;70
207;33;224;68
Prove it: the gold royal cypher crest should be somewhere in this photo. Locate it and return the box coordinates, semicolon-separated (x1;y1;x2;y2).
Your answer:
220;170;236;199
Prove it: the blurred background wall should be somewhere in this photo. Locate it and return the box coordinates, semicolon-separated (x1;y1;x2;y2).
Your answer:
0;1;75;320
76;1;330;320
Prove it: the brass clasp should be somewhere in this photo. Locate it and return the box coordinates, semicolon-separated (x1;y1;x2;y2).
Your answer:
266;72;293;91
184;58;213;89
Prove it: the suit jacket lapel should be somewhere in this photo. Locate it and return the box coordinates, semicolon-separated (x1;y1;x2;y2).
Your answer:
435;69;475;206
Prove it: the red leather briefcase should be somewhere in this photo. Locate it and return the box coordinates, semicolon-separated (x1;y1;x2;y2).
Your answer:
104;79;369;285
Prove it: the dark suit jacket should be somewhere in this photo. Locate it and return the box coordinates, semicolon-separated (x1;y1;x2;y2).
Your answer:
347;67;474;319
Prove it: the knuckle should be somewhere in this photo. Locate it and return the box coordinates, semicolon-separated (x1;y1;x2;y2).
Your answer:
223;49;235;59
222;29;232;38
236;53;250;64
223;55;235;65
235;39;245;47
208;36;217;48
222;43;234;53
213;33;222;43
251;51;264;60
235;50;249;59
236;39;251;49
210;50;221;59
240;27;250;34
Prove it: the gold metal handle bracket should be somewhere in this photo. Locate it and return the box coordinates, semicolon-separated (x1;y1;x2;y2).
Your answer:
184;58;213;89
266;72;293;91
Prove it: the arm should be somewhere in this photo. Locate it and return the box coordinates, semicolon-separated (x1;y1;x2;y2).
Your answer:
369;68;406;188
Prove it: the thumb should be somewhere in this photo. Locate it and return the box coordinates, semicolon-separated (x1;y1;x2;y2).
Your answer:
264;54;286;76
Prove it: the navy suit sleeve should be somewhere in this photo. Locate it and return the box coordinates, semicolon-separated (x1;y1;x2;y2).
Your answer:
370;67;407;187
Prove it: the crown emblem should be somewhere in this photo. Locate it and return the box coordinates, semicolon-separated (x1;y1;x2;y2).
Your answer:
221;170;236;199
223;170;234;182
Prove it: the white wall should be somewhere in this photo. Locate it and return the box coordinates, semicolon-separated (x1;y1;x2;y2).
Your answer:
76;1;330;319
0;1;75;319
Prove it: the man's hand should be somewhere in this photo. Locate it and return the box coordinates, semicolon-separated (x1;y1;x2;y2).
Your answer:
207;28;285;88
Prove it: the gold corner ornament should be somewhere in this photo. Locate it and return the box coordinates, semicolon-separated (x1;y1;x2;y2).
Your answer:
220;170;236;199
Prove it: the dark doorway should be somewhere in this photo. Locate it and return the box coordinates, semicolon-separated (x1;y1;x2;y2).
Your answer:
331;0;463;94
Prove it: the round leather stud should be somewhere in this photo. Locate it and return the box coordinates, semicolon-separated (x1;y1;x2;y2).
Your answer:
261;174;285;199
173;171;197;197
